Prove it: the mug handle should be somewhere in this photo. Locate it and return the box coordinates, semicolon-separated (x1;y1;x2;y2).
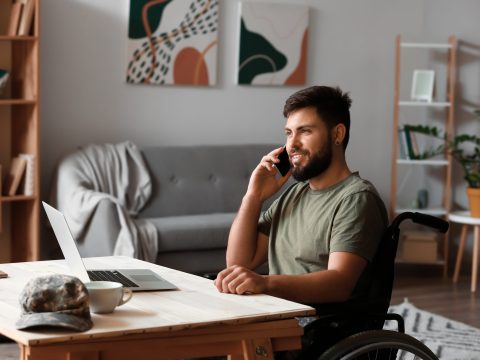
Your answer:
118;288;133;306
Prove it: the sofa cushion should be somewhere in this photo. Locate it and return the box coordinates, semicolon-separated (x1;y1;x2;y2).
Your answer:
156;249;227;275
147;213;236;252
140;145;278;217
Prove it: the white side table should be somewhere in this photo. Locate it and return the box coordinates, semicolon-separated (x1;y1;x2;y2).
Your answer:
449;211;480;292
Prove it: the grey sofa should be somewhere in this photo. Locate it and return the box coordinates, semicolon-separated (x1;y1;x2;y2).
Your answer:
75;144;286;275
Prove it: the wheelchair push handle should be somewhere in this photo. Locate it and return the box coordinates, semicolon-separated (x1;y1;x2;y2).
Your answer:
411;212;449;233
392;212;449;233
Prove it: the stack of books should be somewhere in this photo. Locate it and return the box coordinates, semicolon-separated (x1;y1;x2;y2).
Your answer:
398;126;420;160
7;0;35;36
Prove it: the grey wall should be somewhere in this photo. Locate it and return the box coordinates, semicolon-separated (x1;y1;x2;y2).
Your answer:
40;1;480;258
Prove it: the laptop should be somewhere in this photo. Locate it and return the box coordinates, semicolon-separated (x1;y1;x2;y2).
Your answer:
42;201;177;291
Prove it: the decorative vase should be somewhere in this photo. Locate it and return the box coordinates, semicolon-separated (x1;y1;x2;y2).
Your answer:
466;187;480;218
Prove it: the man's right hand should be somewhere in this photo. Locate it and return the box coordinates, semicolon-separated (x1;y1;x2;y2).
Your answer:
226;147;290;269
246;147;291;202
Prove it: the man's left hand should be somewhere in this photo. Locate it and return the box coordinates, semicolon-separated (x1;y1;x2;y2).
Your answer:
214;265;267;295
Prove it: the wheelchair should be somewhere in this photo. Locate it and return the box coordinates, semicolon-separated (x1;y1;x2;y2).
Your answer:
206;212;448;359
296;212;449;360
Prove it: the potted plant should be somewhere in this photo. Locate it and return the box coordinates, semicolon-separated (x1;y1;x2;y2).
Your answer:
449;109;480;217
402;113;480;217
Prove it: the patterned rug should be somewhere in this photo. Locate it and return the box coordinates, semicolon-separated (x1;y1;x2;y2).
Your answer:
386;300;480;360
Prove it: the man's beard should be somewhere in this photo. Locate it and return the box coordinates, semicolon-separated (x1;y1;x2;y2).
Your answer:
291;136;333;182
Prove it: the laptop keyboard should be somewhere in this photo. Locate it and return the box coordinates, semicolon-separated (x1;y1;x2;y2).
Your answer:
87;270;139;288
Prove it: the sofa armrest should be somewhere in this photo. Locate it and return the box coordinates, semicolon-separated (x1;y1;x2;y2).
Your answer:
76;198;121;257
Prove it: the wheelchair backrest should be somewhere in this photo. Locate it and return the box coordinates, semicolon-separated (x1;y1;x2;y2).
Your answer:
366;224;400;314
364;212;449;315
310;212;448;317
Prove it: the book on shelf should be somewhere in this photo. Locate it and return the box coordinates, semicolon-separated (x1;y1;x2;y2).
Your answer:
7;2;23;36
17;0;35;36
403;125;417;160
398;128;408;159
410;130;420;157
0;69;9;94
18;153;35;196
4;157;27;196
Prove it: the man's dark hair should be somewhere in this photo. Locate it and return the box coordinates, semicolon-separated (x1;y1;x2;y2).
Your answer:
283;86;352;149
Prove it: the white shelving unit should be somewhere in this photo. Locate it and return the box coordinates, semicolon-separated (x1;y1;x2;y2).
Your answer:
396;159;449;166
390;35;457;275
398;101;451;107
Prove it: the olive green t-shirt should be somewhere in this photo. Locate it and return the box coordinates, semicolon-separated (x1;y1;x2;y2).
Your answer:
258;173;388;277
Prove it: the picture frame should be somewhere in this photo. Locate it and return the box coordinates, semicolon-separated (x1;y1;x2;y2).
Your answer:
236;1;309;86
126;0;220;86
411;70;435;102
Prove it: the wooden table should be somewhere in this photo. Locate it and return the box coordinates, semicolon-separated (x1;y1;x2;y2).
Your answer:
450;211;480;292
0;256;315;360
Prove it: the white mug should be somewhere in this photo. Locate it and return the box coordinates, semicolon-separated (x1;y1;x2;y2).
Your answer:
85;281;133;314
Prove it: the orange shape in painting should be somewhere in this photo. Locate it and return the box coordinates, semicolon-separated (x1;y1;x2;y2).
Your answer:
284;29;308;85
173;47;209;85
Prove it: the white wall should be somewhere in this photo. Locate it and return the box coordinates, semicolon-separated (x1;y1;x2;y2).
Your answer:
40;0;480;220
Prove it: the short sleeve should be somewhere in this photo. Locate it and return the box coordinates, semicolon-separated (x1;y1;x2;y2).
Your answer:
329;191;387;262
257;197;281;236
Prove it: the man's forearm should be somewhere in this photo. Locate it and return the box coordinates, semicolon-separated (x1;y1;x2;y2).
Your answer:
264;271;354;304
264;252;367;304
226;194;263;268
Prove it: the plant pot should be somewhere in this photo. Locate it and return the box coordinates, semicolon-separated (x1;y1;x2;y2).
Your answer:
466;187;480;218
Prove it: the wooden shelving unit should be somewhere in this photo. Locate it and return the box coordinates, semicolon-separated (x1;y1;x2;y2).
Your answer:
390;35;457;275
0;0;40;262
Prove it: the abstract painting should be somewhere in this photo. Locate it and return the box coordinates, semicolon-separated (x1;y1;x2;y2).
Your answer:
236;1;309;86
126;0;219;86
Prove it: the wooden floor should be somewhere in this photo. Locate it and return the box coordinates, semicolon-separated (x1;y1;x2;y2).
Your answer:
391;273;480;327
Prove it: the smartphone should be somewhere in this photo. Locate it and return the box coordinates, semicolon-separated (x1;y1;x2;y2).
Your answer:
276;147;290;177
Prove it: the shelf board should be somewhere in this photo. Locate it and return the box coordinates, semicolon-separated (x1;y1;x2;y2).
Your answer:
400;42;453;49
398;101;451;107
0;36;38;41
395;258;445;265
395;208;448;216
396;159;449;166
0;195;36;202
0;99;37;105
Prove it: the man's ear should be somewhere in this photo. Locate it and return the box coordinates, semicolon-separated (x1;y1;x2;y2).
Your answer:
333;124;346;146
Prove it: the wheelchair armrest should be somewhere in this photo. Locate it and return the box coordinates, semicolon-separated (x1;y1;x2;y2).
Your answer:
382;313;405;333
304;311;405;334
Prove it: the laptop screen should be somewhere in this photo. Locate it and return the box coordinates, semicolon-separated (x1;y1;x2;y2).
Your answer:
42;202;91;283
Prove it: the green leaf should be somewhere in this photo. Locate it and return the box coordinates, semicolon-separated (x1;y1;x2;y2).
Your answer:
404;124;442;138
403;122;480;187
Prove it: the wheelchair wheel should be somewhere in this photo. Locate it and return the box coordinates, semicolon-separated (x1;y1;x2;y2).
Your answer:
318;330;438;360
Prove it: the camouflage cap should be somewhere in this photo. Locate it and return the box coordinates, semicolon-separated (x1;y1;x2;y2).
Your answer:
16;274;93;332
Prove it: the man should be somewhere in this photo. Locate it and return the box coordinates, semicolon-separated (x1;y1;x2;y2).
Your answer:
215;86;388;310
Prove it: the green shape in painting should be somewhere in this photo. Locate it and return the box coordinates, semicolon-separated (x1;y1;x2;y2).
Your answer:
238;18;287;84
128;0;172;39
